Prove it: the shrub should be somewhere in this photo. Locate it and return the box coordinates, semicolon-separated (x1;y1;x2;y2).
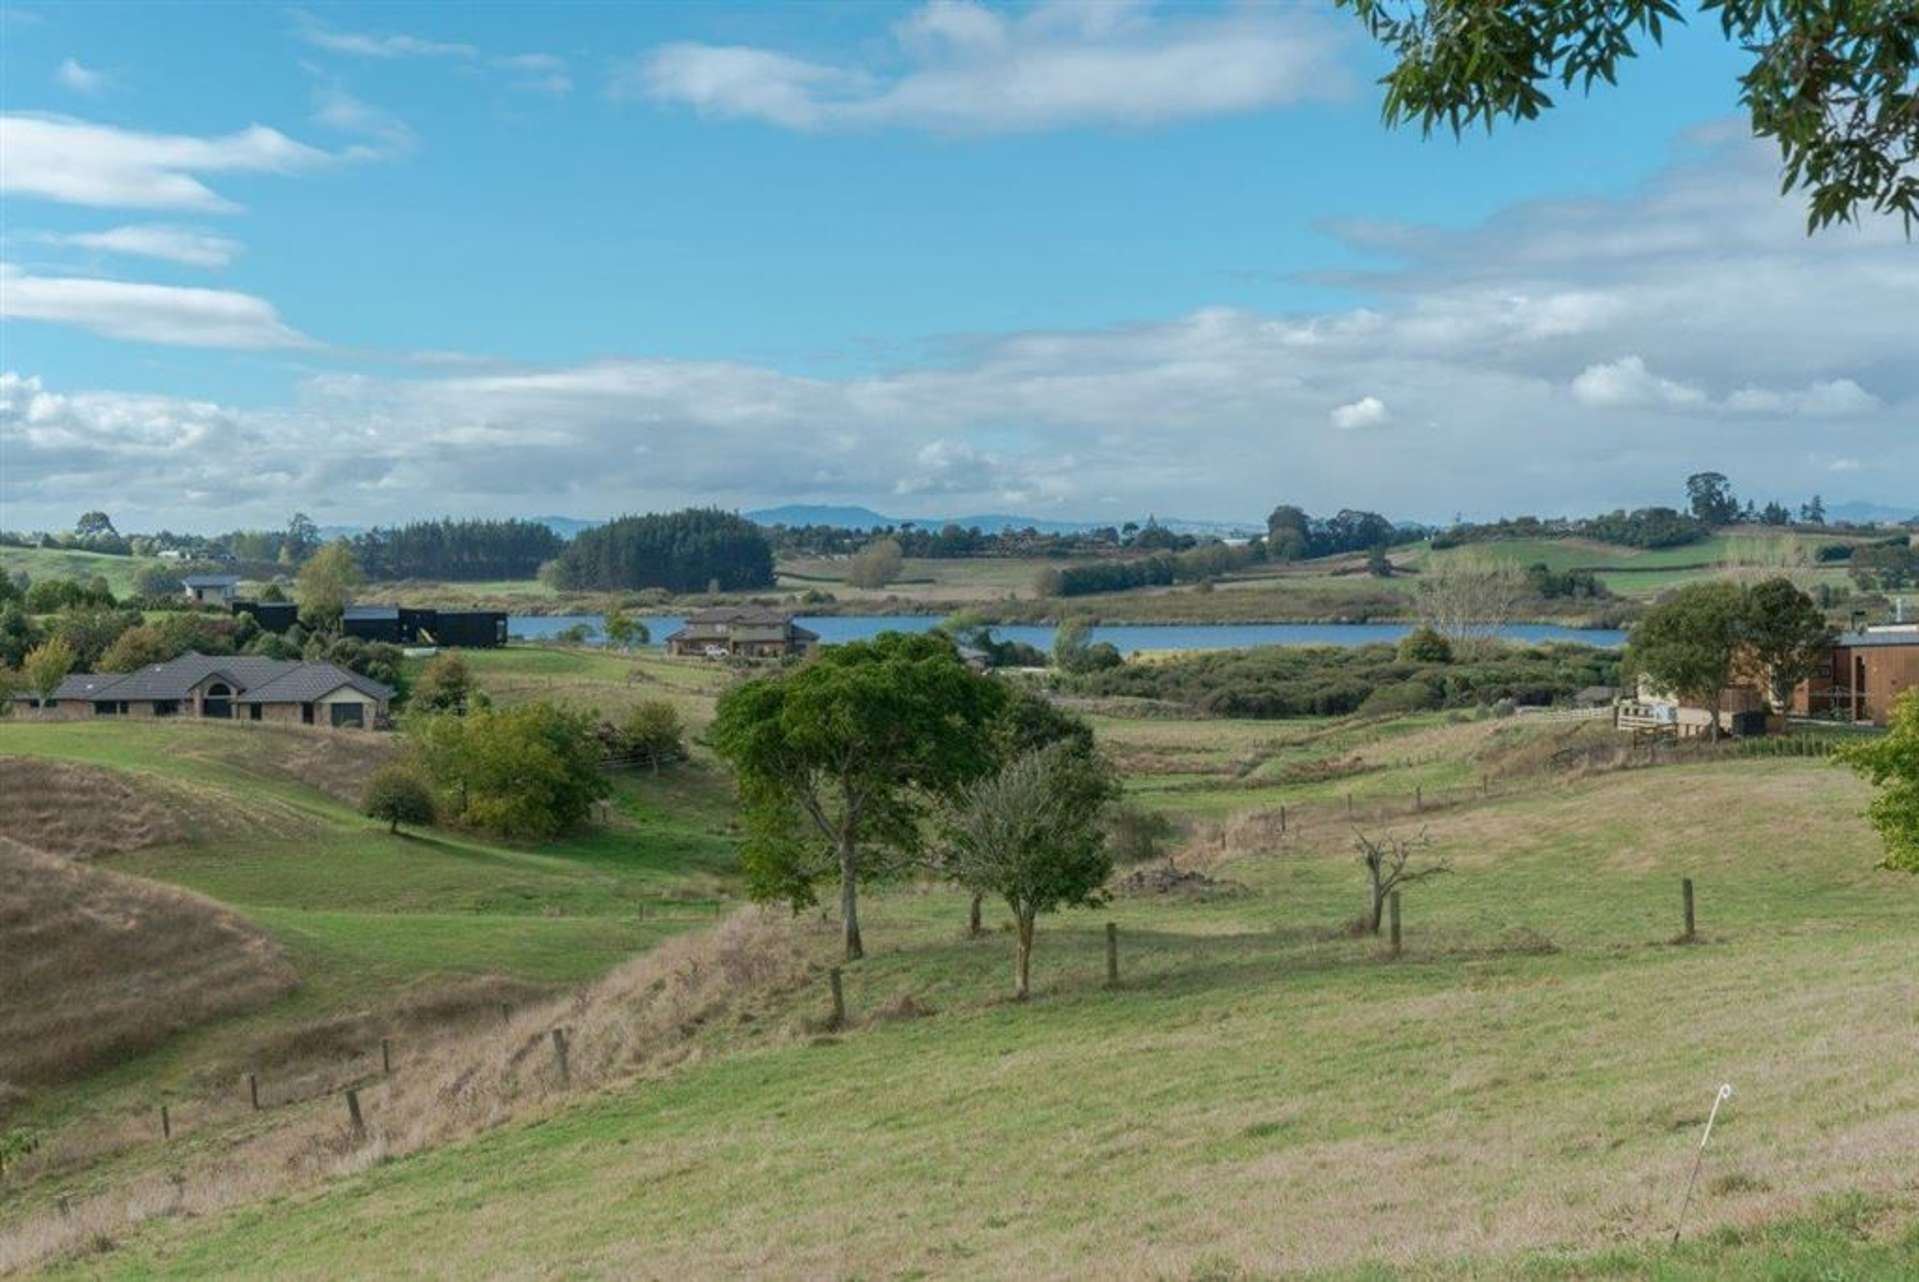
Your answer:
1359;680;1440;716
1107;802;1180;865
1396;627;1453;663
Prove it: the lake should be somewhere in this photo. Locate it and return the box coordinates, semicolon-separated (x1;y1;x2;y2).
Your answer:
508;614;1627;654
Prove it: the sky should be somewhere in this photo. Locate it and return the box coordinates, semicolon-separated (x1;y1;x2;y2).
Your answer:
0;0;1912;534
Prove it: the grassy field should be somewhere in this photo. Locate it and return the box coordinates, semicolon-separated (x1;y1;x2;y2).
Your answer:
1405;531;1868;601
3;646;1914;1279
0;547;157;598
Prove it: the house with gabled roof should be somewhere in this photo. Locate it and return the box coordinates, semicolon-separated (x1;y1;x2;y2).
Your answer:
664;607;819;659
12;652;393;728
182;574;242;605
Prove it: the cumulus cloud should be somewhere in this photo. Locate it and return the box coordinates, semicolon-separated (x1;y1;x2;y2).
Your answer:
0;113;337;211
0;265;313;348
36;223;241;268
1570;356;1706;409
55;57;107;94
621;0;1346;133
1330;396;1389;430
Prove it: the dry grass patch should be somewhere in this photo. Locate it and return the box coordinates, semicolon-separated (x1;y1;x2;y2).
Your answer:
0;839;297;1099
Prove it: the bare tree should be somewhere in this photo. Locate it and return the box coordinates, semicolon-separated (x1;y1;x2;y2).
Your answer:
1412;552;1524;656
1354;829;1450;935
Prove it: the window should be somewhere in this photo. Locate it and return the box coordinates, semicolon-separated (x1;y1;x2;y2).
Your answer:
329;702;365;728
301;702;315;725
153;700;179;717
94;700;118;716
249;704;263;721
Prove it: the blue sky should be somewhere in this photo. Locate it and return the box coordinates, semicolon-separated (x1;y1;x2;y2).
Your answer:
1;1;1911;532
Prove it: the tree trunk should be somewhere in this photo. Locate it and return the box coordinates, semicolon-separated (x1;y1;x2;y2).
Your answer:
1707;689;1722;743
968;893;983;938
390;817;399;835
1367;869;1385;934
1013;912;1035;1001
838;840;864;961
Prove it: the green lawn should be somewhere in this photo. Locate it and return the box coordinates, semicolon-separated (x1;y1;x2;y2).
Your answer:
0;546;160;597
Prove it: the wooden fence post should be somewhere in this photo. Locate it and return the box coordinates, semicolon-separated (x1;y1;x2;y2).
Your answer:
160;1105;171;1141
1682;877;1696;941
247;1073;260;1111
499;1001;511;1025
1414;786;1422;813
345;1088;364;1136
828;967;846;1030
1105;922;1119;988
381;1037;392;1075
1278;804;1286;834
1389;891;1402;958
1346;793;1354;819
550;1028;570;1083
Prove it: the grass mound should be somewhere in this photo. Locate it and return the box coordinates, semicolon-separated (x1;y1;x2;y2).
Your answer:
0;839;297;1097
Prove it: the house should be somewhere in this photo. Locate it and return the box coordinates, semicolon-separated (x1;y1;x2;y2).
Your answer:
12;653;393;728
1791;625;1919;727
1617;674;1770;738
664;607;819;659
182;574;241;605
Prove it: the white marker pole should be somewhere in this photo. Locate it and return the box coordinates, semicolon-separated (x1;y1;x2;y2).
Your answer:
1672;1083;1734;1245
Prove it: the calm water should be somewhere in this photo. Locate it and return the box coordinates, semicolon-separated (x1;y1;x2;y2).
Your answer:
508;614;1626;655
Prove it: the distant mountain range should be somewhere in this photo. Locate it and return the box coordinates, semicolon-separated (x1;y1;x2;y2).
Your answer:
742;505;1264;538
1825;500;1917;526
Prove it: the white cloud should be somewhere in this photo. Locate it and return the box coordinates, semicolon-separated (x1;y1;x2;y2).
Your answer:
6;136;1915;530
1828;458;1861;472
311;86;415;157
494;52;573;95
37;224;241;268
55;57;107;94
622;0;1346;133
0;265;313;348
1570;356;1706;409
291;9;475;59
0;113;337;211
1330;396;1389;430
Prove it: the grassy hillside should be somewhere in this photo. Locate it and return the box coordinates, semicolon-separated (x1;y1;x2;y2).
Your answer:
0;547;158;598
4;658;1913;1277
1407;530;1869;600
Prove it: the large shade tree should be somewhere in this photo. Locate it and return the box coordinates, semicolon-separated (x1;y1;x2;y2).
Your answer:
1338;1;1919;232
1628;581;1748;740
1740;577;1837;715
710;632;1007;960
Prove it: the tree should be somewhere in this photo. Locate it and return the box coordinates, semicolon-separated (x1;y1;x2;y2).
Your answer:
22;637;75;706
847;537;905;590
603;610;649;650
1837;689;1919;872
1628;581;1748;740
709;632;1007;961
545;508;774;592
1411;552;1524;655
942;742;1121;1000
411;652;473;714
620;699;685;772
1801;494;1827;525
296;540;363;629
1337;1;1919;233
100;625;174;673
1354;830;1451;935
1685;472;1740;525
1740;577;1836;715
131;563;184;599
1366;542;1393;577
1052;617;1095;673
410;702;609;838
75;511;117;537
285;512;320;562
1266;505;1311;561
362;763;436;835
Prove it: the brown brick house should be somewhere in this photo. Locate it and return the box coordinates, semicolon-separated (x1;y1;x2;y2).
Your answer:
14;653;393;728
664;607;819;659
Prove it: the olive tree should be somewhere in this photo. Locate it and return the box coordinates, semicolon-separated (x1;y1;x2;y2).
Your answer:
943;742;1121;1000
710;632;1006;960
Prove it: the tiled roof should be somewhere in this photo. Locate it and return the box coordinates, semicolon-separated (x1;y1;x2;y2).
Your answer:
9;673;120;702
235;663;394;704
97;654;301;701
183;574;241;587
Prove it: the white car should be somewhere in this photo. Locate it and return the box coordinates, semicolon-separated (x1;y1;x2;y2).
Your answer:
702;644;731;660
